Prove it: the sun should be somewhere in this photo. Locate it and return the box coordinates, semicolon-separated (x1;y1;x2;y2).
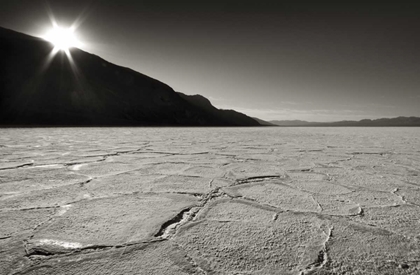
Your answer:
43;26;82;51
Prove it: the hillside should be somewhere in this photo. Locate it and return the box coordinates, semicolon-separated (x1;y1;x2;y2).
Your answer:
0;27;260;126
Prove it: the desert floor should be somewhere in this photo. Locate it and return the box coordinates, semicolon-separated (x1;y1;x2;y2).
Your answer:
1;127;419;274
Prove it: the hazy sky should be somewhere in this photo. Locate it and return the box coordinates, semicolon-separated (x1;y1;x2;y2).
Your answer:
1;0;419;121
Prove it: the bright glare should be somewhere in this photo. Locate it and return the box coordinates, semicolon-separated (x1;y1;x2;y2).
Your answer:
43;26;81;51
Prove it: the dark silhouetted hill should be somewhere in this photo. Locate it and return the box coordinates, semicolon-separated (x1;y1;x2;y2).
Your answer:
251;117;275;126
177;93;261;126
0;27;260;126
270;117;420;126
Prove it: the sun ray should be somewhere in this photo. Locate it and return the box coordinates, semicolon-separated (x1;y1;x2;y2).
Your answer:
43;26;82;51
37;7;91;89
42;3;85;55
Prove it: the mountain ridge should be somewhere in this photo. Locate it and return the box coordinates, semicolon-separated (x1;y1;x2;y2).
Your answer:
270;116;420;126
0;27;261;127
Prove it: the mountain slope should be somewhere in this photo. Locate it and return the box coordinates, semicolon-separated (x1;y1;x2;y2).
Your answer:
0;27;260;126
177;93;261;126
251;117;275;126
270;117;420;126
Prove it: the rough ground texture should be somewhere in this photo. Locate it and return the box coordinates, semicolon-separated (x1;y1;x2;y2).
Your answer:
0;127;419;274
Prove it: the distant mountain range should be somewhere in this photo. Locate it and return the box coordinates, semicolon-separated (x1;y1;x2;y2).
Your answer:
251;117;275;126
0;27;260;126
270;117;420;126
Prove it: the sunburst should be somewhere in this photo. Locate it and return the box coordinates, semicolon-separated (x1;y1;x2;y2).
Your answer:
43;25;82;52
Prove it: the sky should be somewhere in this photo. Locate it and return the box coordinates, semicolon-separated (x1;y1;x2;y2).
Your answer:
0;0;419;122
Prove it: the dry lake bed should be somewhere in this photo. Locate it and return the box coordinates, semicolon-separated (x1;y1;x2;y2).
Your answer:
1;127;419;275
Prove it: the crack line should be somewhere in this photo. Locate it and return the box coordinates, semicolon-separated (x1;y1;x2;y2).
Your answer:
300;225;334;275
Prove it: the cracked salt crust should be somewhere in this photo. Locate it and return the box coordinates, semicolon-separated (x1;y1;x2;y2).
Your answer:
0;127;419;274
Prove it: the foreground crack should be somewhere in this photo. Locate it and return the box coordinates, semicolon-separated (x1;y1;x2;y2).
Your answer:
228;195;282;212
300;225;334;275
168;191;203;198
79;177;93;187
0;162;34;170
310;195;323;212
391;188;411;206
26;243;114;257
0;205;59;213
350;151;392;156
154;187;227;240
235;175;285;185
154;207;197;238
24;238;166;259
287;168;313;172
